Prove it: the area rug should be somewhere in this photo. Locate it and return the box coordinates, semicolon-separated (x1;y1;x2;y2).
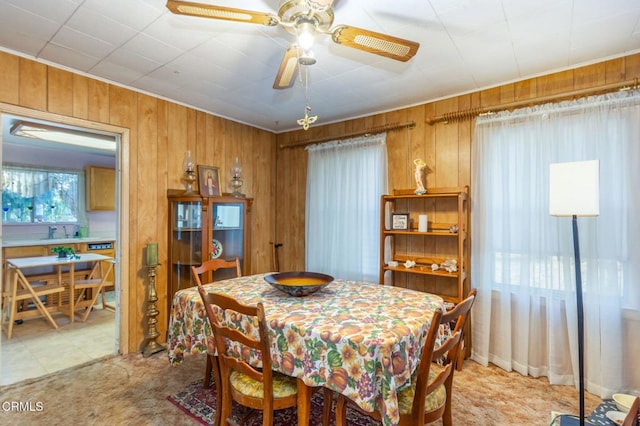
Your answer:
167;380;381;425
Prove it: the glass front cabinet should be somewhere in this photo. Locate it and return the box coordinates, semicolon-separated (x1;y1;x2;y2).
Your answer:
167;190;252;314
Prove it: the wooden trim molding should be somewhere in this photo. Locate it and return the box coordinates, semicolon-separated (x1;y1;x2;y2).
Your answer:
0;102;131;354
279;121;416;149
426;78;639;125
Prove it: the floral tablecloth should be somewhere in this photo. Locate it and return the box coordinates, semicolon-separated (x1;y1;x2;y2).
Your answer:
167;273;444;426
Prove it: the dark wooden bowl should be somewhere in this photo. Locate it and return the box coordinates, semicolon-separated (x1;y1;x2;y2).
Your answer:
264;271;334;297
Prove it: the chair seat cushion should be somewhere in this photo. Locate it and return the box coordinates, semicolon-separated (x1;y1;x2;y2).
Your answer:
397;367;446;415
230;370;297;399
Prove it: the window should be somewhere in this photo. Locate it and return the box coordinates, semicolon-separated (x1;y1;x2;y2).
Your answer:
470;89;640;396
305;134;387;282
2;164;83;224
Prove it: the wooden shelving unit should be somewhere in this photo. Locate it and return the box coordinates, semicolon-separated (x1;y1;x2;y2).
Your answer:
379;186;469;304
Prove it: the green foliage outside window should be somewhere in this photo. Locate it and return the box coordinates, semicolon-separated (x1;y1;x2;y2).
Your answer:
2;165;81;224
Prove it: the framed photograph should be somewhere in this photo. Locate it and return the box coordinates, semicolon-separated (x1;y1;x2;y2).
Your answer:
391;213;409;230
198;165;220;197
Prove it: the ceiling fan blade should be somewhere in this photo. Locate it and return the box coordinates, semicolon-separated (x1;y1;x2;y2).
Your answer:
330;25;419;62
273;45;300;90
166;0;278;26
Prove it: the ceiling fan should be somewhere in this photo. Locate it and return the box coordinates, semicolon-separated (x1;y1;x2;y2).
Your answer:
166;0;420;90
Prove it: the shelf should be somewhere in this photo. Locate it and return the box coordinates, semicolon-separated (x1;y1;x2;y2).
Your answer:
439;294;462;304
383;230;458;236
171;261;201;267
380;186;469;304
389;186;468;198
383;265;460;278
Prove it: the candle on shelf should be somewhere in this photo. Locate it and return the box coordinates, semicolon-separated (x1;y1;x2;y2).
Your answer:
418;214;428;232
146;243;158;266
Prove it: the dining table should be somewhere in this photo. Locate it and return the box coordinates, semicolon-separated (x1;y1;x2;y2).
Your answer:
167;273;445;426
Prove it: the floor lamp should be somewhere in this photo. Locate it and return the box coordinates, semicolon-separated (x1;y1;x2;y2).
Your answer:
549;160;600;426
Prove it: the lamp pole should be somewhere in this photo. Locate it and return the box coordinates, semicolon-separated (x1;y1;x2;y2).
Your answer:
572;215;585;426
549;160;599;426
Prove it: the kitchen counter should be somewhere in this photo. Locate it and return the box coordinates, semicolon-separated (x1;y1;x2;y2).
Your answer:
2;237;115;248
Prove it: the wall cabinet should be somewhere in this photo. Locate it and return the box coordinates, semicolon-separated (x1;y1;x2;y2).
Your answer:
167;190;252;314
379;187;469;304
85;166;116;211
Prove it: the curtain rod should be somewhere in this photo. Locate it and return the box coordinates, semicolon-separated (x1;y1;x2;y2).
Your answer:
279;121;416;149
426;78;639;125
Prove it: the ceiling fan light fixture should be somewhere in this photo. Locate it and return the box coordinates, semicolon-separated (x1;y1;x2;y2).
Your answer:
298;49;316;65
168;0;420;91
297;21;316;50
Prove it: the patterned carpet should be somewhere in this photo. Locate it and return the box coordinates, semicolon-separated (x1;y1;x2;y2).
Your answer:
167;380;380;425
0;354;602;426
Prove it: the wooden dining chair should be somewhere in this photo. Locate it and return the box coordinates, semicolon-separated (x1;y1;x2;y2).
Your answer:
192;258;242;390
192;258;242;287
74;259;116;322
197;288;298;425
191;258;242;426
2;266;65;338
445;288;477;370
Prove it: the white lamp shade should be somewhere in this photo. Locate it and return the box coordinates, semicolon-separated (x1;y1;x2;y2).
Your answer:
549;160;600;216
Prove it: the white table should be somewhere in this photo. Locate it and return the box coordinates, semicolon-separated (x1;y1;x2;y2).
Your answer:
2;253;112;338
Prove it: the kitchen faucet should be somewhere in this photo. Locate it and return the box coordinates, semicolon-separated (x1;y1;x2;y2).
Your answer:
48;225;57;239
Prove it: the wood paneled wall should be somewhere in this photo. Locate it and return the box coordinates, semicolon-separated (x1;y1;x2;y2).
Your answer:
275;53;640;293
0;51;277;353
2;48;638;350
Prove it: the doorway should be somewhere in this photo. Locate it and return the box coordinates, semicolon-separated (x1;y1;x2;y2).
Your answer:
0;108;130;385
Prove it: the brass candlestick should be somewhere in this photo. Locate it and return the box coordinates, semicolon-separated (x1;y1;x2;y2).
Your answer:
142;264;166;357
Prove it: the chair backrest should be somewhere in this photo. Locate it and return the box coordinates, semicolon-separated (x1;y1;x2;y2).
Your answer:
438;288;477;371
408;308;463;419
622;396;640;426
411;289;477;424
196;286;276;412
442;288;477;336
409;291;476;423
191;258;241;286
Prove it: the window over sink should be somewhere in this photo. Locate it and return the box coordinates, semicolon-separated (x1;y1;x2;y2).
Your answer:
1;164;84;224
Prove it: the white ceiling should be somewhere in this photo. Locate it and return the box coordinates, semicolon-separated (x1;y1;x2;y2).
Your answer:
0;0;639;133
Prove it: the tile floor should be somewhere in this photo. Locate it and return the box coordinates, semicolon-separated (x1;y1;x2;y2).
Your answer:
0;300;117;386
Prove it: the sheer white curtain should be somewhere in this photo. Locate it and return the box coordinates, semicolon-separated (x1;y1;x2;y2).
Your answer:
305;134;387;282
471;90;640;397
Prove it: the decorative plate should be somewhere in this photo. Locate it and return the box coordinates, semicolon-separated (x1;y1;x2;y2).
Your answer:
264;271;334;297
210;239;223;259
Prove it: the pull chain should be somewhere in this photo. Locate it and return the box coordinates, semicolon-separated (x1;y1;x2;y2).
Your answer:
296;58;318;130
